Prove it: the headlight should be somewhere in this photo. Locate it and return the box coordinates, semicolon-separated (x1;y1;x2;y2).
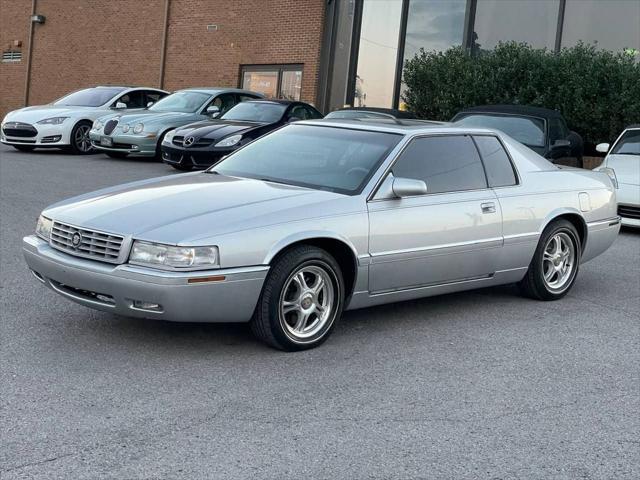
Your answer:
597;167;618;189
36;116;68;125
214;134;242;148
163;129;176;143
36;215;53;240
133;123;144;134
121;124;130;133
129;241;219;269
93;119;103;130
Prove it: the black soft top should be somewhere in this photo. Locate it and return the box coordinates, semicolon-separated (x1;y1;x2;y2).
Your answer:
455;104;564;120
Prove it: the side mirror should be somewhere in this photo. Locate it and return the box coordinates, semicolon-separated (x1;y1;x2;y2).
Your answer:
287;116;302;123
596;142;610;153
114;102;127;110
392;177;427;198
206;105;221;117
146;101;154;108
551;139;571;150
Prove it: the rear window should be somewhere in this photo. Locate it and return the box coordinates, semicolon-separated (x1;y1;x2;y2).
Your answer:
473;136;518;187
611;129;640;155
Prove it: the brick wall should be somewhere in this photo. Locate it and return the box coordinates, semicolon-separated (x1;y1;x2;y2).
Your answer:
0;0;325;119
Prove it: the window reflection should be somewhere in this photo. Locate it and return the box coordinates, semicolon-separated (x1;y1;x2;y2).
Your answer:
562;0;640;53
354;0;403;107
473;0;559;52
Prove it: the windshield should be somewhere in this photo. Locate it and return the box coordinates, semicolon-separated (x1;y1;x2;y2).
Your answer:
148;91;211;113
211;124;402;194
53;87;126;107
611;129;640;155
326;110;394;119
221;102;286;123
454;113;546;147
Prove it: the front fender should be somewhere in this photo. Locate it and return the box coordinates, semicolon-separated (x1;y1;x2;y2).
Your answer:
263;230;360;265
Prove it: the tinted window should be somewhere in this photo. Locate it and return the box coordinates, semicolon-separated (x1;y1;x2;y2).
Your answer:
145;91;165;105
392;136;487;194
209;93;237;115
548;118;568;142
454;114;546;147
148;91;210;113
116;91;145;108
289;105;321;121
473;136;517;187
611;130;640;155
473;0;559;51
221;102;286;122
53;87;125;107
212;125;402;195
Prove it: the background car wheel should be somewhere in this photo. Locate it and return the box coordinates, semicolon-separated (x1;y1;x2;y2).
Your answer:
12;145;35;152
154;131;170;161
106;152;128;159
250;245;344;351
69;121;94;154
519;219;581;301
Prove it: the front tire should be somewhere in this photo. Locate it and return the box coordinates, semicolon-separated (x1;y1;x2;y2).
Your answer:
69;121;94;154
250;245;344;351
519;219;581;300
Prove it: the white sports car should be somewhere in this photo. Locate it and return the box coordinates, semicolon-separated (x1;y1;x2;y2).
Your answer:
595;125;640;227
1;86;168;154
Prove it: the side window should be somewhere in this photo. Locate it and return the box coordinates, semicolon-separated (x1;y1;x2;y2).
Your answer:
473;136;517;188
288;105;320;120
116;91;145;109
548;118;568;143
209;93;237;115
239;94;259;102
392;136;487;194
144;91;165;106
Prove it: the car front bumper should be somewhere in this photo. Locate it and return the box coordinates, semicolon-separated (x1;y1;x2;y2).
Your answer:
1;123;70;147
89;130;158;157
161;144;231;168
23;235;267;322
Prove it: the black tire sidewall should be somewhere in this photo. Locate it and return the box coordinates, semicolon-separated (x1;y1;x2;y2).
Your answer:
530;220;581;299
70;121;93;154
261;248;344;350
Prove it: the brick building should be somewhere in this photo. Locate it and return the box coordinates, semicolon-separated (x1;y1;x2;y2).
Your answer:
1;0;638;119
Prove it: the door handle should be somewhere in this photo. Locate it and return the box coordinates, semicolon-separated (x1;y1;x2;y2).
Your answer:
481;202;496;214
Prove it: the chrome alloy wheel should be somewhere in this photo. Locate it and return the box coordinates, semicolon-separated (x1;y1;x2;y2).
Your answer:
542;232;576;291
279;265;335;340
75;124;93;152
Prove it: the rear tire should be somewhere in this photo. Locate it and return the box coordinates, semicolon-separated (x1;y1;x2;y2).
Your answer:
12;145;35;152
250;245;344;351
69;121;94;154
519;219;581;301
106;152;128;159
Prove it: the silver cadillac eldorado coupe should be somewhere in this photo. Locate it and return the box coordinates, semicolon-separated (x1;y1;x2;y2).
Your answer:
23;120;620;350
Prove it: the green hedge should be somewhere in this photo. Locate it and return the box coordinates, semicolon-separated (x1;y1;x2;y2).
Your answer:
403;42;640;151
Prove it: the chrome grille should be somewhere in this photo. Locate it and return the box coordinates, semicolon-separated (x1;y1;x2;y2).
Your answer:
103;119;118;135
50;222;125;264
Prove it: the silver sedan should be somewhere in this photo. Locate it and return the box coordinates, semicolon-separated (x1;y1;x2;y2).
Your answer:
23;120;620;350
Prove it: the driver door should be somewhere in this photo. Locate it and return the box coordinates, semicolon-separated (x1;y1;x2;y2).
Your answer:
367;135;503;293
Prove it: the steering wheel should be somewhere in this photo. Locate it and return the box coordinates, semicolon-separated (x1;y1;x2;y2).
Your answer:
345;166;369;177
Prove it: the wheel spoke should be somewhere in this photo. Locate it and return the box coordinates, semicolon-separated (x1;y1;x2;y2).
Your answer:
294;272;308;290
282;301;299;315
294;312;310;332
311;276;325;295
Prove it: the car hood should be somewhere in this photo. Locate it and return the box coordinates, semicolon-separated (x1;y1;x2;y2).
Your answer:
43;172;351;244
3;105;94;123
176;120;268;140
98;110;199;126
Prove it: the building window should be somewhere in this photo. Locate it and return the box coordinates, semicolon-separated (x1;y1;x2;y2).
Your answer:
241;65;303;100
353;0;403;108
472;0;560;52
2;50;22;63
561;0;640;53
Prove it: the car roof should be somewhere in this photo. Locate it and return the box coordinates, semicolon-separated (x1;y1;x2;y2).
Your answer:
299;118;504;137
455;104;564;120
243;99;299;106
177;87;264;96
625;124;640;130
332;107;416;119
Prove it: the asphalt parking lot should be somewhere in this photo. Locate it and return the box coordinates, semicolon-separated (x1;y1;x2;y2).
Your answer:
1;144;639;479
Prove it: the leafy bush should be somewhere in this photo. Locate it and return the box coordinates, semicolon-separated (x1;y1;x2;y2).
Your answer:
403;42;640;150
